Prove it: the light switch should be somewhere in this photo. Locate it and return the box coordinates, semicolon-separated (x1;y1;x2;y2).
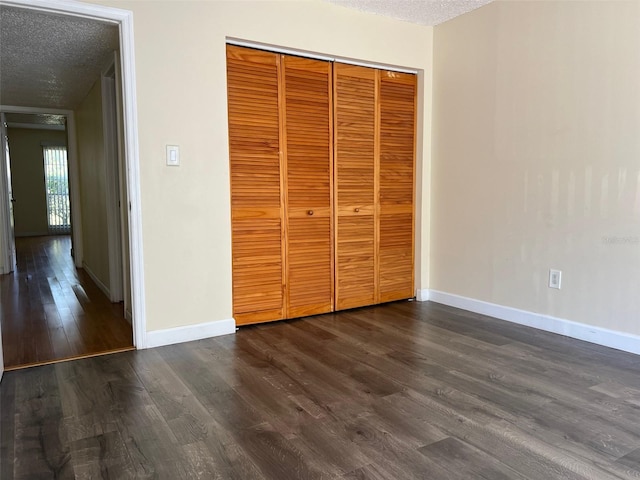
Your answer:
549;269;562;289
166;145;180;166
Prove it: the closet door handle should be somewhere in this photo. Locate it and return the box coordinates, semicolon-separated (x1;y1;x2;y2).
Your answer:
307;210;314;216
354;208;360;213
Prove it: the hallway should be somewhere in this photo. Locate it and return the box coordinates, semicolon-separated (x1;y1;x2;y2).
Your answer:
0;236;133;370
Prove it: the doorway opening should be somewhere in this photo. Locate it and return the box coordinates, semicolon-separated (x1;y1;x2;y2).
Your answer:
1;108;133;369
0;0;146;374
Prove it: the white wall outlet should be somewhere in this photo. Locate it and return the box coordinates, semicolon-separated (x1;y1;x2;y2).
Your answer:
166;145;180;166
549;269;562;289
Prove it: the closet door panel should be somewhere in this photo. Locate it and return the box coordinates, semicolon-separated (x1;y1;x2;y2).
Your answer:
227;45;285;324
334;64;377;310
231;218;284;321
336;215;375;310
378;71;416;302
283;56;333;317
379;212;413;302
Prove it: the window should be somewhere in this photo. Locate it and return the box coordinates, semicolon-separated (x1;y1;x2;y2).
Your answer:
43;145;71;234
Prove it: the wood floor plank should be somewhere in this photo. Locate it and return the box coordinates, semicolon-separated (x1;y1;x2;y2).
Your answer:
616;449;640;476
67;430;133;480
292;417;372;475
0;236;133;369
418;436;528;480
3;300;640;479
389;389;595;480
236;422;332;480
12;365;73;479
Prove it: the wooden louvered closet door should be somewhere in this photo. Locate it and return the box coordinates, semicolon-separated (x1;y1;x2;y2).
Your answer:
282;55;333;318
334;64;378;310
378;71;416;302
228;46;416;325
227;45;285;325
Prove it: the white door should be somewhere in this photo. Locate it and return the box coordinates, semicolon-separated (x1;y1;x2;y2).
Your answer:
102;68;124;303
0;112;16;274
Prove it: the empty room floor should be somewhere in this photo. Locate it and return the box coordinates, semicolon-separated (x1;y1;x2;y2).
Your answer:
2;300;640;479
0;235;133;370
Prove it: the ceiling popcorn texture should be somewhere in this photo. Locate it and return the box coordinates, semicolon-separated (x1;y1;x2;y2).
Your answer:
324;0;494;26
0;6;118;110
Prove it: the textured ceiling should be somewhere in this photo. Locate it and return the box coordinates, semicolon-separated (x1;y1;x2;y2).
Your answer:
324;0;494;26
0;5;119;110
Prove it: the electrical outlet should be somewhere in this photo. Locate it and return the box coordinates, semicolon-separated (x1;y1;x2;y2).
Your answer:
549;269;562;289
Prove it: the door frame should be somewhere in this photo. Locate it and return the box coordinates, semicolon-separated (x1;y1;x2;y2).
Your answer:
0;0;148;349
0;112;9;379
0;112;16;275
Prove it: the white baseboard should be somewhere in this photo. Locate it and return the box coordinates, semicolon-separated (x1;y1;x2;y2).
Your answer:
82;261;111;299
145;318;236;349
428;290;640;356
416;288;430;302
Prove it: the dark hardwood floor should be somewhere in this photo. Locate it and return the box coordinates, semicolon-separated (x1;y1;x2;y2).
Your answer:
0;235;133;370
2;300;640;479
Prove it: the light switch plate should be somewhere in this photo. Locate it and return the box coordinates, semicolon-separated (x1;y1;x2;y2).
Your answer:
549;269;562;289
166;145;180;166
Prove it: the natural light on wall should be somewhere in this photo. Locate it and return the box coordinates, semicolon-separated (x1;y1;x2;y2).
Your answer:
42;145;70;234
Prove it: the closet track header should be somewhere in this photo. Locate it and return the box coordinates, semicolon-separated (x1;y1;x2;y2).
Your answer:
226;38;419;75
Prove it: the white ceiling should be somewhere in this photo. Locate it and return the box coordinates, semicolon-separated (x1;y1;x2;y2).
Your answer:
0;5;118;111
324;0;494;26
0;0;490;116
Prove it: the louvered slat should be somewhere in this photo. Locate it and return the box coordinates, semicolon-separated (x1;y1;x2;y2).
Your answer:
283;55;333;318
378;71;416;302
227;45;284;324
334;63;377;310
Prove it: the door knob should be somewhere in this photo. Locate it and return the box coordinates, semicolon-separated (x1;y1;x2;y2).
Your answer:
354;208;359;213
307;210;314;216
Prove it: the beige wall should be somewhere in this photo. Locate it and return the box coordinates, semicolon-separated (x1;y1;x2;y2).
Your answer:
432;1;640;335
7;128;67;237
76;78;110;289
84;0;434;332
